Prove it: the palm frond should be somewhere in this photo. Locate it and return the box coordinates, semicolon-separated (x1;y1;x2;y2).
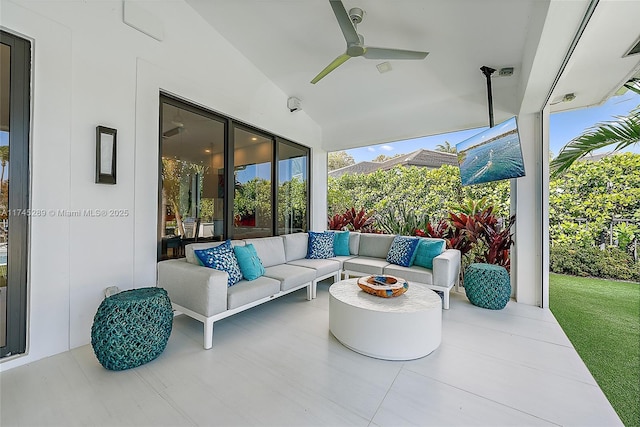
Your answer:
550;107;640;177
623;79;640;96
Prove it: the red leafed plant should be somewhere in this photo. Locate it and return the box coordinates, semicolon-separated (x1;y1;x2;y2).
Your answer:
345;207;375;231
328;213;349;230
415;206;515;272
328;207;376;232
475;214;515;270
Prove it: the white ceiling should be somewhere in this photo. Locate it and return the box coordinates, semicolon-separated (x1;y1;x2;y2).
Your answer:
185;0;640;150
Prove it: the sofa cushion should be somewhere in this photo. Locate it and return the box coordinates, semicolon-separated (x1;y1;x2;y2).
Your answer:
329;255;356;269
386;235;420;267
358;233;395;258
194;240;243;287
332;231;350;256
306;231;335;259
185;240;245;266
343;256;390;276
227;276;281;310
233;243;265;281
287;258;341;278
244;236;286;268
264;264;316;292
413;238;446;269
282;233;308;262
383;264;434;285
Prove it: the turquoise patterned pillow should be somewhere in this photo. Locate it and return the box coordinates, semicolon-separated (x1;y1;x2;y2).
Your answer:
386;236;420;267
233;243;265;281
194;240;243;287
307;231;335;259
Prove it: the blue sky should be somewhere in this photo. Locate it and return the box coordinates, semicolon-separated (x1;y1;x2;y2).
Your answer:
344;91;640;163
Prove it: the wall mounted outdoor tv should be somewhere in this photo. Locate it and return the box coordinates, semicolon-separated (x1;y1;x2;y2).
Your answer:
456;116;525;186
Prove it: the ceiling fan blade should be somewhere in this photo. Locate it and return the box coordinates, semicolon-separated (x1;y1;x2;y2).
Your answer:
363;47;429;60
330;0;360;45
311;53;351;84
163;127;181;138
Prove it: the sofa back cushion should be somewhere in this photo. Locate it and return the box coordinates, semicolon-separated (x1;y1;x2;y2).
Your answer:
358;233;395;258
185;240;245;265
244;236;286;267
349;232;361;255
282;233;308;262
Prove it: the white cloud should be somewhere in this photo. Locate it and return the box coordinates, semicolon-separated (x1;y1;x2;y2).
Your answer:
381;145;394;151
367;147;375;152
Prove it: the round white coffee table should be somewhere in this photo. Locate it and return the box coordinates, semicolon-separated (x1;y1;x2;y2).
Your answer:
329;278;442;360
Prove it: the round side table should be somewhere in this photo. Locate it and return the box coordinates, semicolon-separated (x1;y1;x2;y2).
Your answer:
463;263;511;310
91;287;173;371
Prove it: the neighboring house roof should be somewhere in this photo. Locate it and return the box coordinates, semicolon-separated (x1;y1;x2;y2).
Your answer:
328;149;458;178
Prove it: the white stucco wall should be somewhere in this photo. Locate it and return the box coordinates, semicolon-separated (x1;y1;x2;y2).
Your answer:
0;0;323;370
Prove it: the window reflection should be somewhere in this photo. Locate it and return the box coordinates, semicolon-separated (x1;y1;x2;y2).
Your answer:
160;101;225;258
233;128;272;239
278;141;308;234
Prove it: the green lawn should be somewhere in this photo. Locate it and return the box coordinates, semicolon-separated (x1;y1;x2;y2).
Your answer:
550;273;640;427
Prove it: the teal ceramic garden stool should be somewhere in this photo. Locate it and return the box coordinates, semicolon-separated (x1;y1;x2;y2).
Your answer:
463;263;511;310
91;287;173;371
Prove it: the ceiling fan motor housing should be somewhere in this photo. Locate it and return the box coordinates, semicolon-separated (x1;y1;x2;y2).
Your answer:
349;7;364;24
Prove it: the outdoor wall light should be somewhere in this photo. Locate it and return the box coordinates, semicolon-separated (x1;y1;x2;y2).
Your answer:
96;125;117;184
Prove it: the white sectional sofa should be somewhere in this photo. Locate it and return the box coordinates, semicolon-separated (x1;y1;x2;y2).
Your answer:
341;233;461;310
157;232;460;349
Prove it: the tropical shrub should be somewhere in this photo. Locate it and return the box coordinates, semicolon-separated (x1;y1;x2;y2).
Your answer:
328;165;510;222
550;244;640;281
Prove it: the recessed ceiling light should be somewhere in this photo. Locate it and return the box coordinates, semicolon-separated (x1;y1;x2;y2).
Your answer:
205;149;211;153
376;62;392;74
251;137;258;141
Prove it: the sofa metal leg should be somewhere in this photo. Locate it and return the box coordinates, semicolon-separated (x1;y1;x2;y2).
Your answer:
443;290;450;310
204;319;214;349
307;283;314;301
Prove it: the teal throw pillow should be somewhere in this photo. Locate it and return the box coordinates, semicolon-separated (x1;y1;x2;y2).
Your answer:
412;239;446;269
307;231;335;259
333;231;350;256
194;240;243;287
386;236;420;267
233;244;265;281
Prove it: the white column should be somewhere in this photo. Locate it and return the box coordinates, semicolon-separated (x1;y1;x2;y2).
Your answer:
511;112;548;306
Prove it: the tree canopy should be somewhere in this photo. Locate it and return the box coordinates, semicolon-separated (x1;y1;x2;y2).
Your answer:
328;150;355;171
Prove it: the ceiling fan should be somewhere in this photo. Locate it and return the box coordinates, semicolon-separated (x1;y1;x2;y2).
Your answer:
311;0;429;84
162;110;186;139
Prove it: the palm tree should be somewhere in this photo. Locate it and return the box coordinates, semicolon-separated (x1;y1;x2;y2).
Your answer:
0;145;8;193
550;106;640;177
435;141;456;154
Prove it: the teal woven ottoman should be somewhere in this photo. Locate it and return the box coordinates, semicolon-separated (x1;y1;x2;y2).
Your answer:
463;263;511;310
91;287;173;371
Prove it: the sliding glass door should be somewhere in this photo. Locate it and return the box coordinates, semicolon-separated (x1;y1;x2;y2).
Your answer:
0;31;31;358
158;94;310;259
